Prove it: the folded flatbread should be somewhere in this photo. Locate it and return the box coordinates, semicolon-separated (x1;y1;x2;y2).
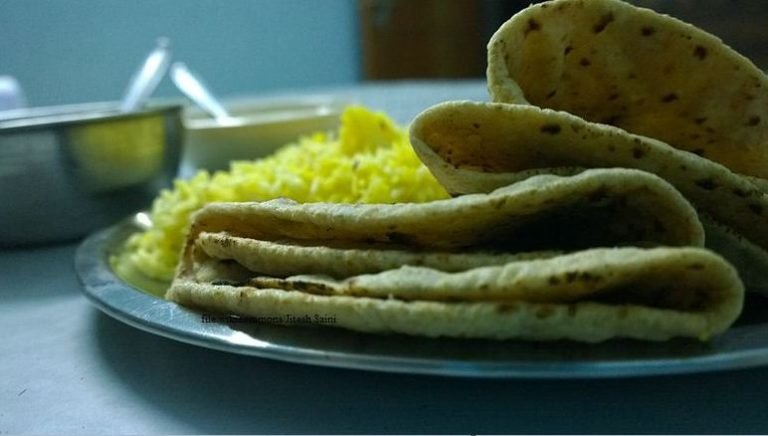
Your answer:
167;171;744;342
487;0;768;178
410;100;768;294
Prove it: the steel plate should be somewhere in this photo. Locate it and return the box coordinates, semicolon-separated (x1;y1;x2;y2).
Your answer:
75;214;768;378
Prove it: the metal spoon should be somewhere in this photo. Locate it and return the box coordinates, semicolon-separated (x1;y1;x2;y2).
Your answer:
170;61;236;125
119;38;172;112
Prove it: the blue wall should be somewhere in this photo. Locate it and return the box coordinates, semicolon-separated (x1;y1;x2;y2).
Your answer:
0;0;361;106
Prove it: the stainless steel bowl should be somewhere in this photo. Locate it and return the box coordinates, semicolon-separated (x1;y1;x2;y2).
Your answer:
0;104;183;246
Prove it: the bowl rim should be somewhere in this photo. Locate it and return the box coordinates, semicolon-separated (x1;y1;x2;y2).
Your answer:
183;95;348;130
0;102;183;132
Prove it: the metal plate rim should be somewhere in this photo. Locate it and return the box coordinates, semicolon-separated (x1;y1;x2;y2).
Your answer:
75;217;768;379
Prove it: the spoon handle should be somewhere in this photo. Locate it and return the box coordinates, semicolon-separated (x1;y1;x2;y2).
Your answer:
120;38;172;113
170;62;233;123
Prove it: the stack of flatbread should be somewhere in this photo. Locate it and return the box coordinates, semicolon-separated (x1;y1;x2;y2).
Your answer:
169;0;767;342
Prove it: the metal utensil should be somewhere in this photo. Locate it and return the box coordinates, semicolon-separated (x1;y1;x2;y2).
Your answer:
119;38;172;113
170;61;236;125
0;104;183;246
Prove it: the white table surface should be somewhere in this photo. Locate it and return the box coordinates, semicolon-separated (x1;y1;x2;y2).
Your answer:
3;81;768;434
